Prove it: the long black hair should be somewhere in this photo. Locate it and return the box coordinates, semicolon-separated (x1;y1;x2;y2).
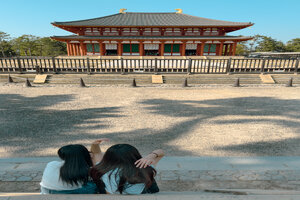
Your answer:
90;144;156;194
58;144;93;186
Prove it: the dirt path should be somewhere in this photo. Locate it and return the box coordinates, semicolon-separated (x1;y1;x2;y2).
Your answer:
1;84;300;157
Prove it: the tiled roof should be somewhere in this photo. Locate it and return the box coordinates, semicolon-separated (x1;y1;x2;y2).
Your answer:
52;12;252;27
51;35;252;40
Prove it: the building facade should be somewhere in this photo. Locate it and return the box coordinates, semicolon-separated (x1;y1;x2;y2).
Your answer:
51;9;253;56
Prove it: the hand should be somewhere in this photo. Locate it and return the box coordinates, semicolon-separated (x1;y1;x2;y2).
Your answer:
135;155;156;168
92;138;109;145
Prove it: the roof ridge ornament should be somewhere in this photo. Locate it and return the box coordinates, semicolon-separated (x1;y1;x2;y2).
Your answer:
175;9;183;13
119;8;127;13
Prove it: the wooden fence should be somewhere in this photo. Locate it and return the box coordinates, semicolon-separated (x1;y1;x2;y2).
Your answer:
0;57;299;74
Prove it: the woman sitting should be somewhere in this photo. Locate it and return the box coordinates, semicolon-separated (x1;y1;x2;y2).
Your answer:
40;139;108;194
91;144;164;194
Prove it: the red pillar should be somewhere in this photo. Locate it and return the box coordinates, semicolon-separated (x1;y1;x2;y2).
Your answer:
99;41;104;56
83;43;87;55
118;42;122;56
139;42;144;56
74;43;80;56
67;41;70;56
77;44;81;56
229;43;233;56
200;42;205;56
160;42;165;56
196;43;201;56
181;42;186;56
72;44;77;56
80;41;84;56
232;42;237;56
219;42;224;56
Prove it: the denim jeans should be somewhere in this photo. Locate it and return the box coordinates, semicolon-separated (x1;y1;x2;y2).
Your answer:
48;181;98;194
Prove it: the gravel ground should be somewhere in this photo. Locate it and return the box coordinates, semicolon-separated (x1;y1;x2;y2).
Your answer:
0;83;300;157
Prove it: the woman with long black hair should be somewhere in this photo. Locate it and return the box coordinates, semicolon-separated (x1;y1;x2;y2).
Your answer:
90;144;164;194
40;139;108;194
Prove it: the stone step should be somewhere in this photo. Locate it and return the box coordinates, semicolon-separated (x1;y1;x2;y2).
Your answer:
1;191;300;200
0;74;264;85
271;75;300;84
0;157;299;193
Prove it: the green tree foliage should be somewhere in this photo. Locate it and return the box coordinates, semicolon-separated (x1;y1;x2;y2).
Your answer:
7;33;66;57
0;31;11;57
0;41;15;57
11;35;41;56
38;37;67;56
286;38;300;52
235;42;249;56
253;35;286;52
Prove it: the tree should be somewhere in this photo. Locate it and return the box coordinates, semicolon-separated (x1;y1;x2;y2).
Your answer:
247;34;261;52
0;41;15;57
0;31;10;57
286;38;300;52
254;35;286;52
11;35;40;56
235;42;249;56
38;37;67;56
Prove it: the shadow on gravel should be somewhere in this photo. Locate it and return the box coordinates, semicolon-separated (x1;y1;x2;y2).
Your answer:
0;94;122;157
1;94;300;157
138;97;300;156
214;138;300;156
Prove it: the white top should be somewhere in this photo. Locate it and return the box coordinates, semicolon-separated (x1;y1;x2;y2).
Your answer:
102;168;145;194
40;161;82;194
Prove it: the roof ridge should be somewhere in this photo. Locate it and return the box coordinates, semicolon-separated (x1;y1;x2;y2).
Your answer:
180;13;251;24
125;12;176;14
53;13;122;24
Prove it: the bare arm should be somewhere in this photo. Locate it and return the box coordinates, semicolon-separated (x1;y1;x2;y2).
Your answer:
135;149;165;168
90;138;109;166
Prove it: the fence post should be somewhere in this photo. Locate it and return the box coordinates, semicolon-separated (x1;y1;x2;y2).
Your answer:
226;58;232;74
52;57;57;73
207;58;211;74
294;58;299;75
260;58;266;74
86;57;91;75
121;58;125;74
187;58;192;74
154;58;158;74
17;56;23;74
35;65;41;74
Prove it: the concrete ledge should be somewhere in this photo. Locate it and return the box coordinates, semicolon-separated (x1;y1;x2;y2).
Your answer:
0;157;300;192
1;191;300;200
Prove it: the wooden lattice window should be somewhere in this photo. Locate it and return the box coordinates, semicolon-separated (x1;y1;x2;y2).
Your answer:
86;43;100;53
123;44;139;53
203;44;217;55
164;44;180;55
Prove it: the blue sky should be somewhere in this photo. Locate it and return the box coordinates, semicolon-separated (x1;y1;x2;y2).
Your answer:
1;0;299;43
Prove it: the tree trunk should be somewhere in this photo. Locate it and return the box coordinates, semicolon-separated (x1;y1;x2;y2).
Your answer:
1;48;5;57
